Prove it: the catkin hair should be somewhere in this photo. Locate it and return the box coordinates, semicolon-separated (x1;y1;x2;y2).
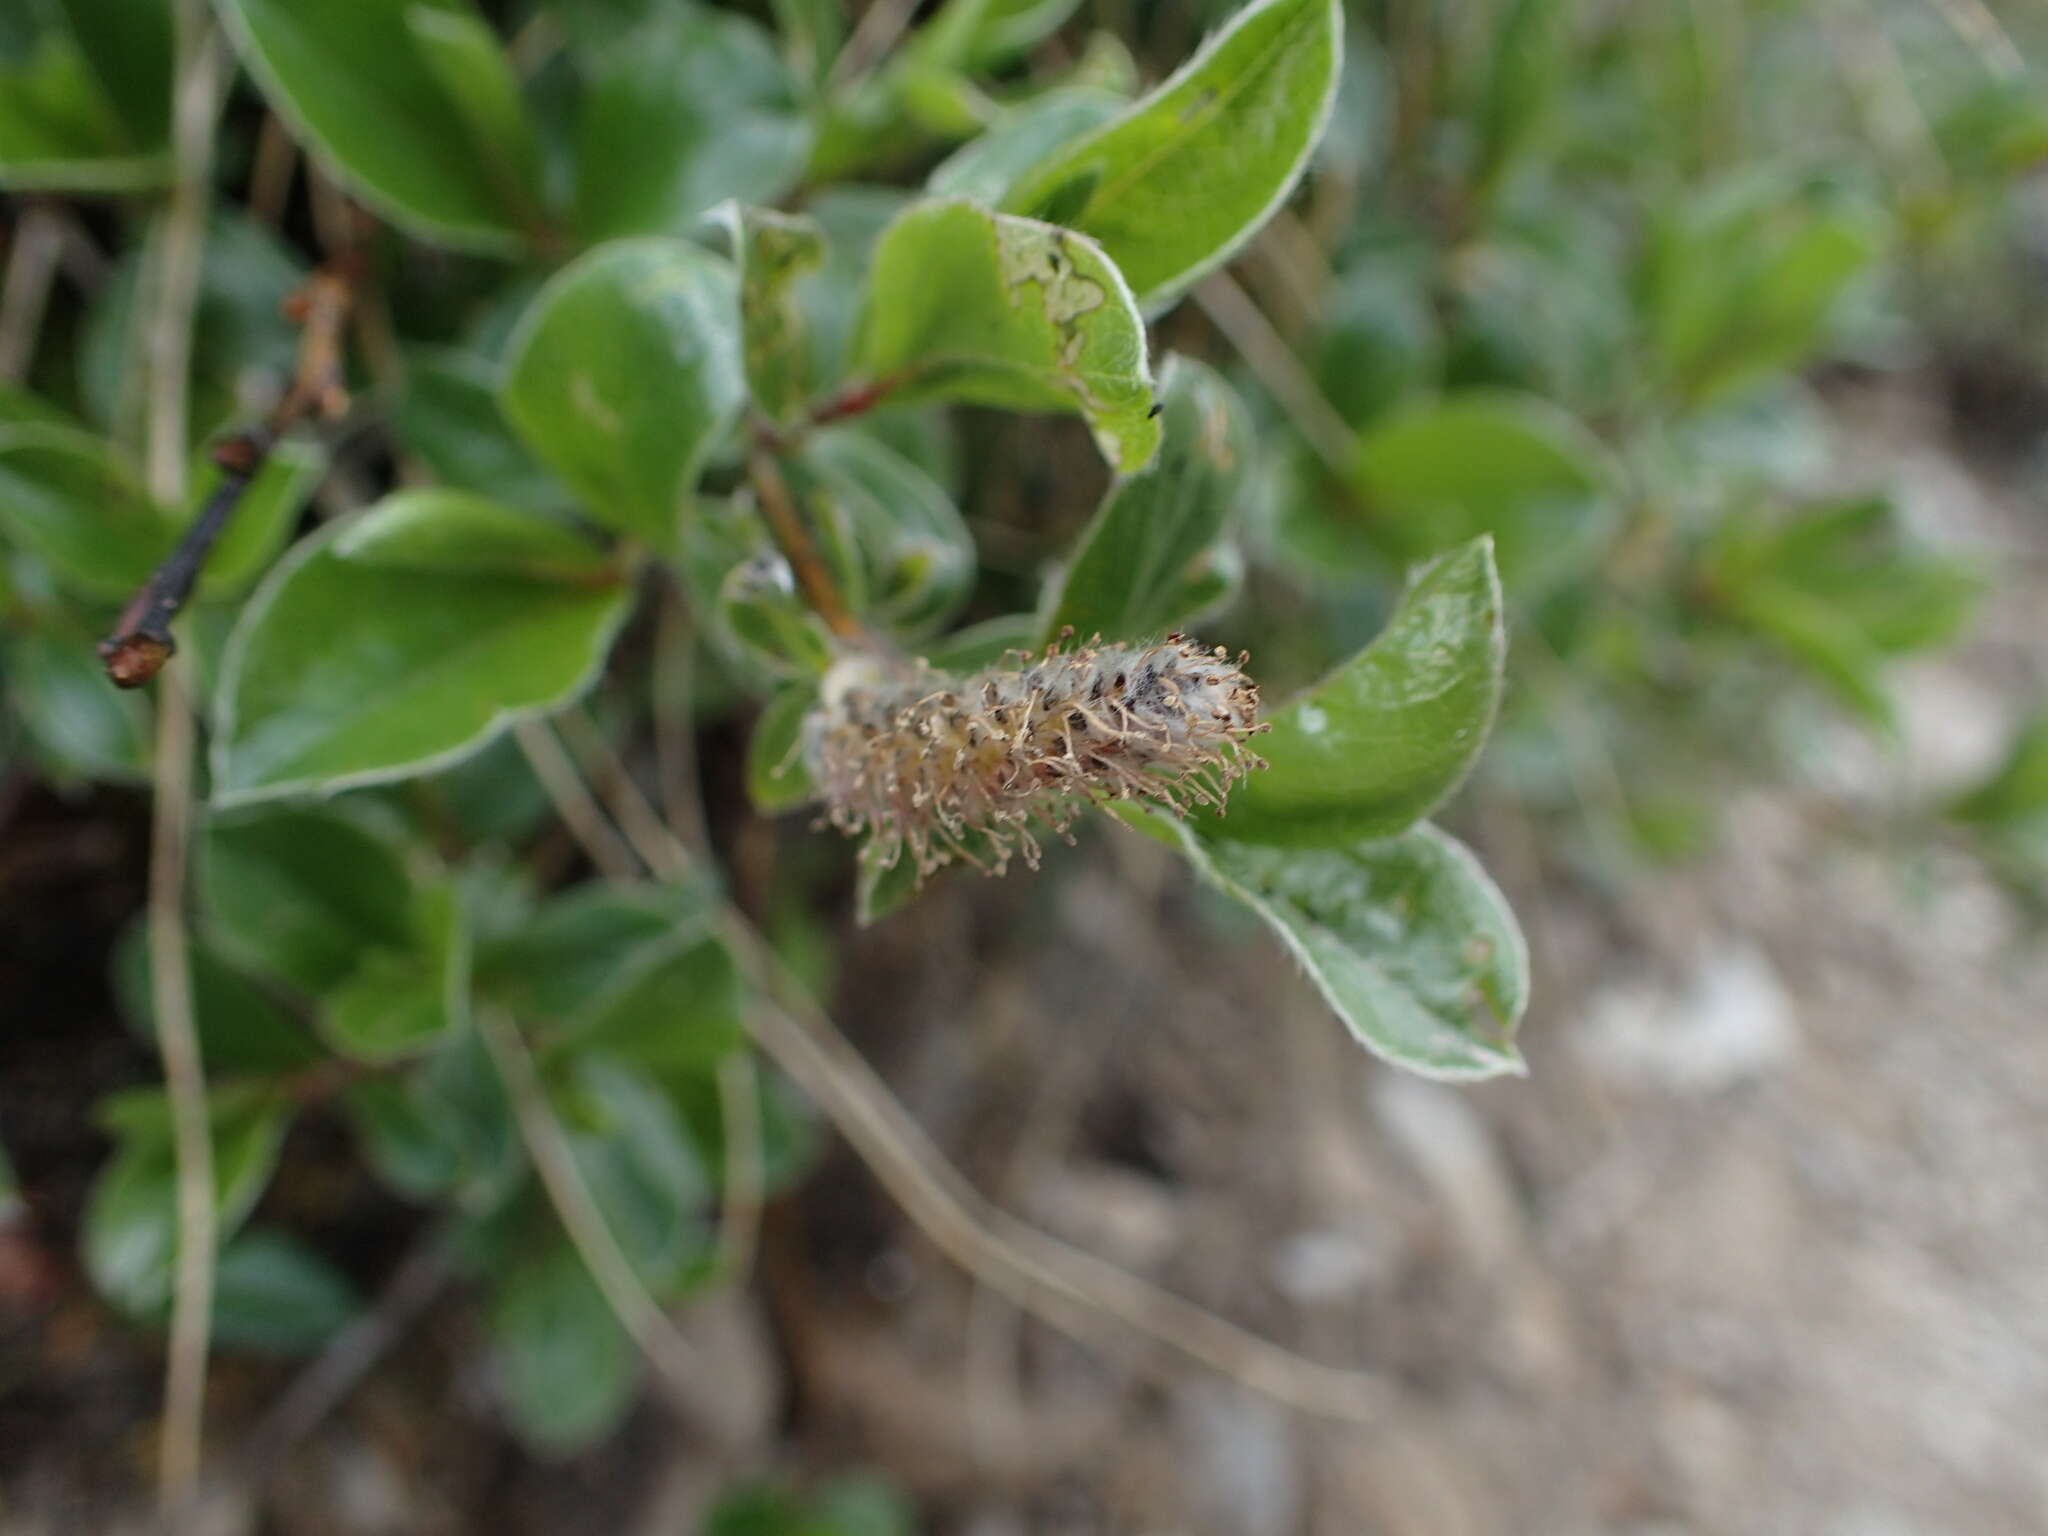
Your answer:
806;634;1268;881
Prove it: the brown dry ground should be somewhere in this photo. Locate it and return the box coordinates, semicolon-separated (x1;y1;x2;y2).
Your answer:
3;380;2046;1534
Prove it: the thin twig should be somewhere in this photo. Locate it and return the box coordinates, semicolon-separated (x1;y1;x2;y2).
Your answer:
716;911;1394;1424
557;707;695;882
148;3;227;1507
827;0;922;87
0;202;62;382
478;1010;701;1391
231;1234;453;1479
714;1053;765;1283
747;448;867;642
102;266;352;687
1194;271;1356;474
245;112;297;228
514;718;642;881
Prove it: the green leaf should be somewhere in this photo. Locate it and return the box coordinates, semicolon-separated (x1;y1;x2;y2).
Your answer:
210;1229;362;1354
488;1233;637;1454
853;198;1160;473
1164;822;1527;1080
53;0;173;151
477;881;716;1024
332;488;612;581
0;422;166;596
716;553;835;678
1953;711;2048;828
1471;0;1568;198
344;1027;520;1203
720;204;828;425
796;430;974;636
1224;538;1505;845
0;23;164;190
322;879;470;1063
745;683;818;813
567;935;746;1078
216;0;540;251
500;238;745;543
927;88;1126;206
112;923;324;1074
6;626;152;783
1041;353;1250;645
558;1054;711;1290
397;347;566;513
210;493;632;804
1346;392;1615;593
998;0;1342;310
81;1084;291;1317
573;11;809;244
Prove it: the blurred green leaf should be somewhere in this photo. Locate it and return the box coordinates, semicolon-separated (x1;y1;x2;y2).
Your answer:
210;1228;362;1354
558;1053;710;1290
745;682;818;814
573;10;808;243
201;806;414;993
345;1026;519;1203
927;88;1125;206
113;923;324;1074
82;1084;291;1317
397;347;567;513
194;438;325;598
1472;0;1568;198
1160;821;1527;1080
716;552;835;678
1953;712;2048;828
0;422;165;596
0;12;165;190
322;878;469;1063
7;626;152;782
1041;353;1251;645
216;0;540;251
332;487;612;581
1346;392;1615;592
500;238;745;544
1225;538;1505;845
478;881;718;1024
210;493;632;804
999;0;1341;310
487;1232;636;1453
796;429;974;636
853;198;1160;473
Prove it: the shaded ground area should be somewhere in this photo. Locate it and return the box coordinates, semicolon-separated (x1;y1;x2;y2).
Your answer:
3;383;2046;1533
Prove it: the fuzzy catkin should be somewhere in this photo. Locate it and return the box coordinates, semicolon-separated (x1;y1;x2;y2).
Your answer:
806;635;1268;880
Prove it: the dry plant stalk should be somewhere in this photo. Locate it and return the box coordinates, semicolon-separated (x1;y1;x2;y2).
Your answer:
809;633;1269;880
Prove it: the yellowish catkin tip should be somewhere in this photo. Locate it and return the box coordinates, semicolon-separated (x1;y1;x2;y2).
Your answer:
807;635;1266;881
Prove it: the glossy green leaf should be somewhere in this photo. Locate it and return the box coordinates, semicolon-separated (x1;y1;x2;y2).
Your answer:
500;238;745;543
1041;354;1250;645
999;0;1342;310
1169;822;1527;1080
332;488;612;581
853;198;1159;473
216;0;539;251
720;204;827;425
1346;392;1615;593
322;880;469;1063
202;804;415;985
745;683;818;813
81;1084;291;1317
488;1233;636;1454
927;88;1126;206
1224;538;1504;846
210;1229;362;1354
210;494;633;804
716;553;835;677
573;11;809;243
